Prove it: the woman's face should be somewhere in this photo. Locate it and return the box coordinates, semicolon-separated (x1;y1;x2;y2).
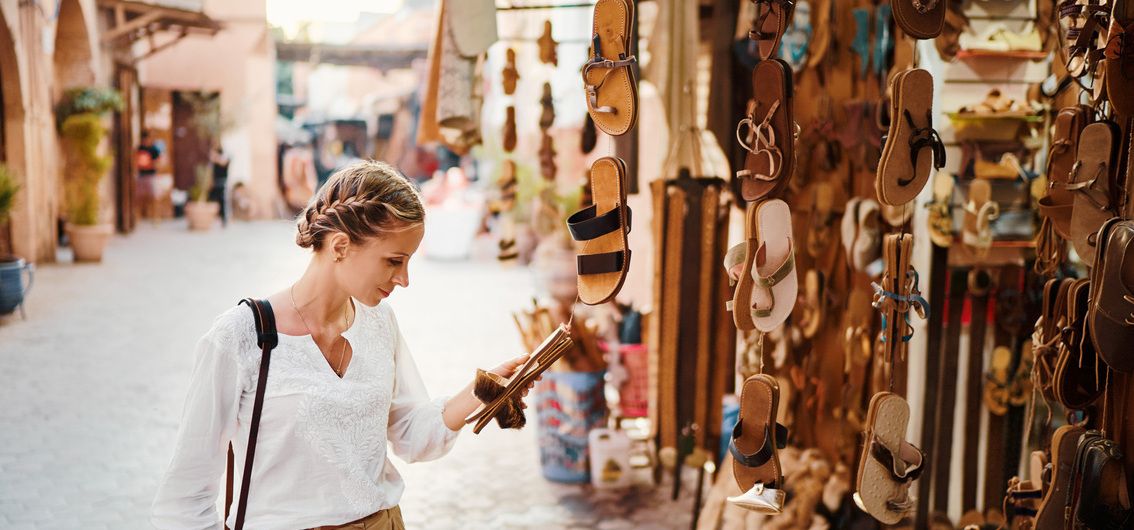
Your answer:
334;223;424;307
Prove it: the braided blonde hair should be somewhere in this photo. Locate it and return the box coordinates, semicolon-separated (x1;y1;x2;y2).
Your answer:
296;160;424;250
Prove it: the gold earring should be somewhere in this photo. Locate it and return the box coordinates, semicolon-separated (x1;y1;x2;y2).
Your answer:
335;255;343;263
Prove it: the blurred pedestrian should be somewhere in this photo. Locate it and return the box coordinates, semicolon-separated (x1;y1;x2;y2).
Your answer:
208;145;230;227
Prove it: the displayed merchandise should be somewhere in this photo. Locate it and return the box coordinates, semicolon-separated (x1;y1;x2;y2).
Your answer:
582;0;638;136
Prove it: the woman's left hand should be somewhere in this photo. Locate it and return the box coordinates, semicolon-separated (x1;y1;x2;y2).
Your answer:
489;353;541;404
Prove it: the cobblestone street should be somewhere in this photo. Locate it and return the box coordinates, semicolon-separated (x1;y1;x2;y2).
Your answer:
0;220;695;529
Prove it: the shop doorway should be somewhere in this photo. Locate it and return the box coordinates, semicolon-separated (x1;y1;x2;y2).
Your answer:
171;91;219;192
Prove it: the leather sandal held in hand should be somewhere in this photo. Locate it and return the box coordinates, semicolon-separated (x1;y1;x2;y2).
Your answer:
568;157;632;305
877;68;944;207
583;0;637;137
466;326;573;434
727;374;789;514
854;391;925;525
737;59;795;202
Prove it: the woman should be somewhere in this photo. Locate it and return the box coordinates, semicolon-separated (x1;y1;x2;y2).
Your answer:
152;160;531;529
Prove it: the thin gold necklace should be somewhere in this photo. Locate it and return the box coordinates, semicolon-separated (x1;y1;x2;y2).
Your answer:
290;285;353;377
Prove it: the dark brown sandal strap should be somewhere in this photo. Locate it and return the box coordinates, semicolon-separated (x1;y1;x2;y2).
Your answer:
577;249;629;275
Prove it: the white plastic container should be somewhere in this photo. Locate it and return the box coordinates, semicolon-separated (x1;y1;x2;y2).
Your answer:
588;428;632;489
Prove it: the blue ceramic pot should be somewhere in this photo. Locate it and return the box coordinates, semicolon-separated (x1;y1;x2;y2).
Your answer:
0;258;34;316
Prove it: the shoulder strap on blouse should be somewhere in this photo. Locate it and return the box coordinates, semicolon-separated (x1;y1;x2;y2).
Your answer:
225;298;277;530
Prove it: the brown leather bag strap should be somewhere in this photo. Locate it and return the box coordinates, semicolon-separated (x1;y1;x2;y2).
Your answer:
225;298;278;530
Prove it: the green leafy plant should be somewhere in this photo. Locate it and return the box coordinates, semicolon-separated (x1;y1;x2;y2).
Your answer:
55;87;123;130
189;163;213;202
0;164;19;259
61;113;112;226
0;163;18;224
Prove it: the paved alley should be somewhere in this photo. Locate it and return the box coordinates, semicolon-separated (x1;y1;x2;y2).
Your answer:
0;220;695;529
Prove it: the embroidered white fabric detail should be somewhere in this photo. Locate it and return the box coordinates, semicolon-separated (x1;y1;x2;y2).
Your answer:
150;301;460;530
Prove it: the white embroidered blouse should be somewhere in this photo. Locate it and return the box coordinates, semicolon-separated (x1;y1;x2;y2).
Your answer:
151;301;460;529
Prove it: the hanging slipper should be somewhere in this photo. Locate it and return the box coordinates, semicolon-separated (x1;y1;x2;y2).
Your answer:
751;199;798;333
806;182;836;259
854;199;883;275
935;3;969;61
1038;105;1091;240
961;179;1000;252
926;172;955;247
539;82;555;131
503;106;517;153
893;0;946;40
1089;219;1134;372
583;0;637;137
983;346;1013;416
568;157;632;305
798;269;826;340
851;7;872;76
1053;278;1105;410
581;113;598;154
873;3;895;79
502;48;520;96
1105;0;1134;116
877;68;945;207
736;59;795;202
841;197;863;266
1033;424;1088;529
1068;121;1120;265
489;161;518;214
750;0;796;61
872;234;928;359
538;20;558;66
467;325;574;433
726;373;789;513
728;204;760;332
805;0;831;69
779;0;812;74
854;392;925;525
539;133;557;181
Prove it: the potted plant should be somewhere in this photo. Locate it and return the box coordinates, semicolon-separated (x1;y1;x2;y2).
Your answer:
0;163;33;317
185;163;219;230
57;87;122;262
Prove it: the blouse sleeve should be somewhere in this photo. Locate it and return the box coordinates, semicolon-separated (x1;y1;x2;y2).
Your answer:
151;330;243;530
385;310;461;463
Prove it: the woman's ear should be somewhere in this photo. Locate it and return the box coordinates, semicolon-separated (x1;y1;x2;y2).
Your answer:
327;232;350;262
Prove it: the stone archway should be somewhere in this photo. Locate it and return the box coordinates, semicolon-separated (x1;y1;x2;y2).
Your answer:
52;0;95;94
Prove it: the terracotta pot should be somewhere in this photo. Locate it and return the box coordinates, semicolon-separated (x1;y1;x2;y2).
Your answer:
185;201;219;231
65;223;114;263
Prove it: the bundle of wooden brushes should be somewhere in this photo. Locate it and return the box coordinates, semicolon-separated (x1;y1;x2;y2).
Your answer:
512;298;606;373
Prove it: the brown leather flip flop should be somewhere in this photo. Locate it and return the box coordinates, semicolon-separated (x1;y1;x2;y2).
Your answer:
877;69;944;207
568;157;631;305
854;392;925;525
727;373;789;514
1090;219;1134;372
750;0;795;61
1038;105;1092;239
1105;0;1134;116
583;0;637;137
736;59;795;202
893;0;945;40
1068;121;1120;266
1034;424;1088;529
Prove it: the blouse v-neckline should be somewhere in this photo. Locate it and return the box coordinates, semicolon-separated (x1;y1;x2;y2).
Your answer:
277;299;363;380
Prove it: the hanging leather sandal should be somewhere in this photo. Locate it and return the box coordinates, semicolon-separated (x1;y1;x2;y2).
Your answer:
569;157;632;305
736;59;796;202
750;0;796;61
877;68;945;207
854;391;926;525
727;373;789;514
583;0;637;137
